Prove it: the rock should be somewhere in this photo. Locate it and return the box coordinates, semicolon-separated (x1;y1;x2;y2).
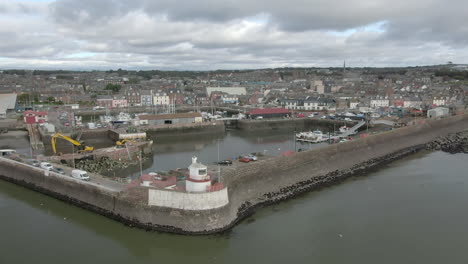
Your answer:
426;131;468;154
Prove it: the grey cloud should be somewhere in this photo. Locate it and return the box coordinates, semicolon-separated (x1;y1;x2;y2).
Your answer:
0;0;467;70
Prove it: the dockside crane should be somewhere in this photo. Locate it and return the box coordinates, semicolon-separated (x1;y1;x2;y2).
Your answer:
51;133;94;154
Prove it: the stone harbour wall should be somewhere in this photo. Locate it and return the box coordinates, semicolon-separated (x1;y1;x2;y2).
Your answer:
0;114;467;234
148;188;229;210
237;118;355;131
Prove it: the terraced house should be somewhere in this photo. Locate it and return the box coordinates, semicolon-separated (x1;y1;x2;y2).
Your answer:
281;97;336;111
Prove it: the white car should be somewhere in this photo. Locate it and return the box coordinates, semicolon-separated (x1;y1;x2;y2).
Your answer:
244;154;258;161
40;162;53;170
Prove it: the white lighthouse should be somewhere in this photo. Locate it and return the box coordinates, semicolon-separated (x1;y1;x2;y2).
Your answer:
186;156;211;193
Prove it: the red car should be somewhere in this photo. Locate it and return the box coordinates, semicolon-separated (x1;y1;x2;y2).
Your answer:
239;157;250;163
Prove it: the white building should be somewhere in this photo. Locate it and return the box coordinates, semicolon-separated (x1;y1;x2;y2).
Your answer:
349;101;360;109
153;93;170;106
0;93;17;119
427;107;449;119
370;97;390;108
221;95;239;104
403;98;423;109
432;97;447;106
186;157;211;193
282;97;336;111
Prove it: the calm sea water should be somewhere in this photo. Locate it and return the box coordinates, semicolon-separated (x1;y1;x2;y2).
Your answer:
1;131;468;263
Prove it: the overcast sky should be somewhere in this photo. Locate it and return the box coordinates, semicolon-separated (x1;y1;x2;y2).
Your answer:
0;0;467;70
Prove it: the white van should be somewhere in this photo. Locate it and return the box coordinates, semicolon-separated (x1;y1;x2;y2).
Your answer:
71;169;90;181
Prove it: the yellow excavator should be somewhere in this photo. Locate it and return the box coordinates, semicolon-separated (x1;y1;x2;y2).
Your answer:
116;139;136;148
51;133;94;154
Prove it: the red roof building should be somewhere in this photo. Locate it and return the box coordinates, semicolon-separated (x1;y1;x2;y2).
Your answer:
22;110;48;124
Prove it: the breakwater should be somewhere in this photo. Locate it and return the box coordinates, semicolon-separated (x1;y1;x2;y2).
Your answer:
0;114;467;234
426;131;468;153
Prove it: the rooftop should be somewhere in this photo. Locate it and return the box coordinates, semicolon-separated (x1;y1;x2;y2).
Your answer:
138;112;202;120
247;108;291;115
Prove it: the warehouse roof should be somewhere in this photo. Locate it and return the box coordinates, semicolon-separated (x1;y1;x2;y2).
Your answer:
206;87;246;96
138;112;202;120
0;93;17;114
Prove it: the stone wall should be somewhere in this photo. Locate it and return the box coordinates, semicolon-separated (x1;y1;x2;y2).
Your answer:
148;188;229;210
0;157;230;233
237;118;355;131
218;114;468;230
142;121;225;137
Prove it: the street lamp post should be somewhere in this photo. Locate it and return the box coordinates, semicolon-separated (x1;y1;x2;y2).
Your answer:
72;144;75;169
139;150;143;177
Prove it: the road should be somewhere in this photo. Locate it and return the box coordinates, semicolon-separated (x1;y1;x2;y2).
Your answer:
10;154;125;192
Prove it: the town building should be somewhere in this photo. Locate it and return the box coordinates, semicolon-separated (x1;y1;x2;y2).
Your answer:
140;90;153;106
370;96;390;108
138;112;203;125
247;108;291;119
23;110;48;124
96;95;113;108
432;96;447;106
125;90;141;106
221;95;239;104
281;97;336;111
112;97;128;108
153;93;170;106
311;80;325;94
403;97;423;109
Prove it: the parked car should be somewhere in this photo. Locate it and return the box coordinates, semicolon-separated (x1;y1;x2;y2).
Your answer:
255;116;263;120
51;167;65;174
40;162;53;170
239;157;251;163
244;154;258;161
28;159;40;167
217;160;233;166
71;169;90;181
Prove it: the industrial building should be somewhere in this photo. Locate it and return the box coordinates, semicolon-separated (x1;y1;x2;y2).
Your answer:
206;87;247;96
427;107;449;119
0;93;17;119
138;113;203;125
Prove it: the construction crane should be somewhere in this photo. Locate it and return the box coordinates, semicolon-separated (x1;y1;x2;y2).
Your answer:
116;139;136;148
51;133;94;154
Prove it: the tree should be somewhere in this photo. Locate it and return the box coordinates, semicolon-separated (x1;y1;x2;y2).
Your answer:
17;93;30;104
47;96;56;103
104;84;122;93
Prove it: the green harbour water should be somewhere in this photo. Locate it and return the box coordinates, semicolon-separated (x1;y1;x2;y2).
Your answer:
1;150;468;263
